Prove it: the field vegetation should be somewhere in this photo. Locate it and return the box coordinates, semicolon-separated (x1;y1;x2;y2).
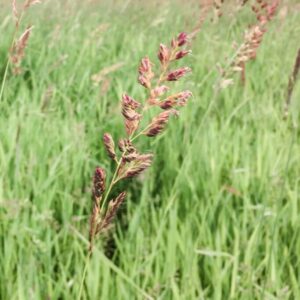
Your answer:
0;0;300;299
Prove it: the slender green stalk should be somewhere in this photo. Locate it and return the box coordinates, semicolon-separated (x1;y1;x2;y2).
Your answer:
77;251;92;300
0;60;10;103
99;155;124;212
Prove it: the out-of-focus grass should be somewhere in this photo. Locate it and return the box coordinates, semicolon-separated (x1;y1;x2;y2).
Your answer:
0;0;300;299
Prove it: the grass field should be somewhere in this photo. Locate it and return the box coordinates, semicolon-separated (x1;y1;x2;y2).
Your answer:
0;0;300;299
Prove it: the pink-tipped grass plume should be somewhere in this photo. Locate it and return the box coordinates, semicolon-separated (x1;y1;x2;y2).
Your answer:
0;0;41;102
9;0;42;75
219;0;279;86
87;30;194;254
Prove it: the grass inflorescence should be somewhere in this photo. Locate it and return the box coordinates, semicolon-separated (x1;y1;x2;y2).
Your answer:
0;0;300;299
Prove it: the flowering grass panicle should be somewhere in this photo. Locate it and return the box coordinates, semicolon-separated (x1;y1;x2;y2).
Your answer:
234;0;279;83
0;0;41;102
213;0;224;22
89;167;105;252
10;26;33;74
219;0;279;86
10;0;41;74
88;31;193;253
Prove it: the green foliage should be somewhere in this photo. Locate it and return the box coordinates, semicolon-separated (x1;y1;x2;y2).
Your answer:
0;1;300;299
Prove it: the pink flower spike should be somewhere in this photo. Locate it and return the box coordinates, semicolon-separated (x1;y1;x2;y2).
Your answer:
122;94;140;109
177;90;192;106
138;56;153;75
159;90;192;109
158;44;169;65
144;111;171;137
103;133;116;161
93;167;106;198
177;32;188;46
175;50;191;60
167;67;191;81
125;119;139;136
151;85;170;97
159;99;176;110
138;75;151;89
138;56;154;89
121;94;141;122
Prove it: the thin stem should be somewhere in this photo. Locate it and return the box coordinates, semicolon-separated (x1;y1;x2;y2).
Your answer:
0;61;10;103
98;118;152;219
130;124;151;142
71;225;154;300
157;47;178;85
99;125;147;213
99;156;124;212
0;12;24;103
78;251;92;300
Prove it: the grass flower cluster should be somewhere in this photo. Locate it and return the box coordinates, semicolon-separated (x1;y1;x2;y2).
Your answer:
1;1;300;299
89;31;193;253
219;0;279;86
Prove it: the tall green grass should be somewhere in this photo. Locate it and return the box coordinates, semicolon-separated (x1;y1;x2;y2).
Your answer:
0;1;300;299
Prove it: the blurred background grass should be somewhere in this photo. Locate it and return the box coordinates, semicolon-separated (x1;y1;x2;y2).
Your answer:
0;0;300;299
